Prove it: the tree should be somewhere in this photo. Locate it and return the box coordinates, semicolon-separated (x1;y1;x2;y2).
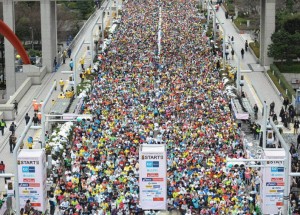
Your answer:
14;2;41;47
62;0;96;19
283;13;300;34
234;0;260;15
286;0;294;12
268;30;300;62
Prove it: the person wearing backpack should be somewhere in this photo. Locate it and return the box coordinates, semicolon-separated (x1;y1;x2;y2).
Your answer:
9;122;16;135
0;119;6;136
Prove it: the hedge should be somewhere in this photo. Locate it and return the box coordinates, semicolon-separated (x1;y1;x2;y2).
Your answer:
268;64;295;101
249;42;260;58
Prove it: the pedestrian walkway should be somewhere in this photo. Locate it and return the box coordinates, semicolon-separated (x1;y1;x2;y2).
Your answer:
0;2;112;197
216;5;284;124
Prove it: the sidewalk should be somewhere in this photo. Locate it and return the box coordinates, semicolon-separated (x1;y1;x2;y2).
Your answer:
216;6;284;122
0;6;110;196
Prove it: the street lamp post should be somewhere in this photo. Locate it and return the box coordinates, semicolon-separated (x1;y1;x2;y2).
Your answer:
41;80;57;147
237;53;241;94
90;17;101;67
109;0;112;25
222;29;226;70
30;27;34;50
94;39;99;59
73;39;90;96
270;119;291;215
213;12;216;42
13;118;33;215
206;3;210;26
262;102;268;149
226;35;241;96
101;0;110;44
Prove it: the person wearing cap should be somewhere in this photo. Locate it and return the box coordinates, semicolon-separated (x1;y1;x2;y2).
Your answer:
47;0;253;213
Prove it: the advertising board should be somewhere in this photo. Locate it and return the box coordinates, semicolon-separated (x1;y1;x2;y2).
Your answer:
139;144;167;210
17;149;47;212
261;149;285;214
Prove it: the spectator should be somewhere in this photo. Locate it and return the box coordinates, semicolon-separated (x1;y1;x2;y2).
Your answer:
225;45;229;60
241;48;245;59
294;119;299;135
80;71;85;83
69;59;74;71
9;122;16;135
272;113;278;124
59;79;65;92
0;119;6;136
280;106;285;122
68;49;72;58
63;50;67;64
9;134;17;153
253;104;258;120
33;113;39;126
245;40;248;52
0;161;5;173
53;57;57;72
13;100;18;115
283;97;289;110
269;101;275;115
24;113;30;125
80;57;85;70
33;101;40;113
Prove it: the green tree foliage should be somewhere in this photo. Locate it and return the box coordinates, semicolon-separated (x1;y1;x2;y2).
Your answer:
63;0;96;19
268;10;300;62
15;2;41;43
276;11;289;31
283;13;300;34
268;30;300;62
286;0;294;12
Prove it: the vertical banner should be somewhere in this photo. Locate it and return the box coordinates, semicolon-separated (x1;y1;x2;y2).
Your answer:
261;149;285;214
139;144;167;210
17;149;47;212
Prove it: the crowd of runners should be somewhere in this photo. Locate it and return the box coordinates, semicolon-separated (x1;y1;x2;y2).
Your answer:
49;0;260;214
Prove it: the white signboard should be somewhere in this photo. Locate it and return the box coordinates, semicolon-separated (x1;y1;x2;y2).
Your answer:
261;149;285;214
267;130;274;145
139;144;167;210
6;180;14;197
17;149;47;212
